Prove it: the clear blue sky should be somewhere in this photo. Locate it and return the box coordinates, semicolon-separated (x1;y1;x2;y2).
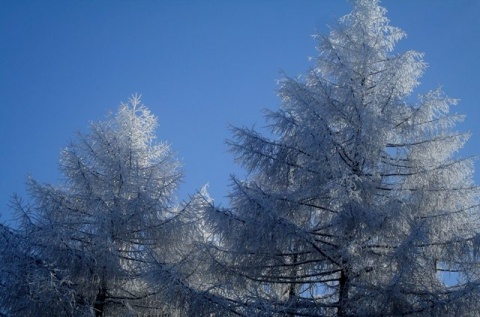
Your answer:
1;1;479;223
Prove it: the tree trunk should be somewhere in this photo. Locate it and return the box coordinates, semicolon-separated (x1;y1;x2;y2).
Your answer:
94;283;107;317
287;283;296;317
338;267;349;317
286;248;298;317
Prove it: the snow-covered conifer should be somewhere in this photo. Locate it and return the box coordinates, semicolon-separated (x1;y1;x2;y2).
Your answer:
2;96;189;316
206;0;480;315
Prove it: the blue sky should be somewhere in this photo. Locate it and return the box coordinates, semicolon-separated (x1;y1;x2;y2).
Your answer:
1;1;479;223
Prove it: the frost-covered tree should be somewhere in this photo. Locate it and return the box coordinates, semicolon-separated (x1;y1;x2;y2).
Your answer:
2;96;193;316
206;0;480;316
1;96;237;317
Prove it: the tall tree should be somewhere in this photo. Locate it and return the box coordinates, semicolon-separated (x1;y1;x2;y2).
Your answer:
206;0;480;315
2;96;188;316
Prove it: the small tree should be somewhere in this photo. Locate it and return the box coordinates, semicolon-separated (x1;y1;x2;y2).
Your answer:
4;96;188;316
207;0;480;315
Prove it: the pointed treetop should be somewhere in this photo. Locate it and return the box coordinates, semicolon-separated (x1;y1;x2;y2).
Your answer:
337;0;404;53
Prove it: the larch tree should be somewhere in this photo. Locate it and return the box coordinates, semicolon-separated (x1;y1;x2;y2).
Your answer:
205;0;480;316
1;96;195;316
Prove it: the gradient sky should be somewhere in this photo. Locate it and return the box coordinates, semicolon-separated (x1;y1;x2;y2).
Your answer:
1;1;480;223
